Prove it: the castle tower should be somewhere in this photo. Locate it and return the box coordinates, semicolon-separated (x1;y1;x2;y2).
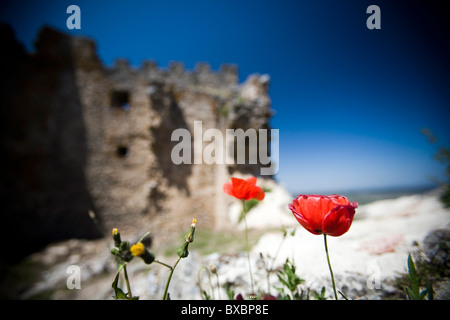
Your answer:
0;25;274;255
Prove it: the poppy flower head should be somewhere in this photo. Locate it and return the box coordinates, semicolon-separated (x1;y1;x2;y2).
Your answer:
223;177;265;201
288;194;358;237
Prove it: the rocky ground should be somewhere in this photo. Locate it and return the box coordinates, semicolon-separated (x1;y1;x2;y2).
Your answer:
4;186;449;300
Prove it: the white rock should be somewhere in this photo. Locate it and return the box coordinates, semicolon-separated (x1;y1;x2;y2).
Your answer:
252;191;450;298
228;180;297;230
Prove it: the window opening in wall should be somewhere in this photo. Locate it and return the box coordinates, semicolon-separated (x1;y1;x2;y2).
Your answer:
111;90;131;110
116;146;129;158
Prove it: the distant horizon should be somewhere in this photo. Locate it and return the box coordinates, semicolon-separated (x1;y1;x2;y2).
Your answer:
284;182;440;207
284;181;438;197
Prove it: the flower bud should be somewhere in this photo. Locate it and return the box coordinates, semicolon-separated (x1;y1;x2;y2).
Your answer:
177;218;197;258
119;241;133;262
209;264;217;275
110;248;120;256
177;242;189;258
186;232;194;243
112;228;122;247
140;250;155;265
119;240;130;252
187;218;197;243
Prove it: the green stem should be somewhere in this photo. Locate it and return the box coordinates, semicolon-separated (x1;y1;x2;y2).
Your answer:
162;256;182;300
123;264;132;298
198;266;214;300
266;230;288;293
323;234;338;300
215;273;222;300
155;260;173;270
243;200;255;294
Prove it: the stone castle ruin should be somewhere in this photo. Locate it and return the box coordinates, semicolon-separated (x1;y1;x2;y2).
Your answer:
0;25;275;259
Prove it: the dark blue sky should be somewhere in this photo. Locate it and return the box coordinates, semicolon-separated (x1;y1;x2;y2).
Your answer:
1;0;449;193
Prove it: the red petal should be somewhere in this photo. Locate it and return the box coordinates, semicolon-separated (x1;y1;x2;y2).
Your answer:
289;201;320;235
245;177;257;186
298;195;338;232
245;177;265;200
327;194;350;206
223;177;265;201
223;181;235;197
322;204;356;236
231;177;251;199
252;186;265;200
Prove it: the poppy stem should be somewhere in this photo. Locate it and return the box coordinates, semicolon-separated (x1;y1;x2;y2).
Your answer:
323;234;338;300
243;200;255;294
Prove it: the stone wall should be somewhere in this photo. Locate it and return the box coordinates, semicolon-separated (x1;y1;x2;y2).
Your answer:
0;25;101;259
0;24;274;259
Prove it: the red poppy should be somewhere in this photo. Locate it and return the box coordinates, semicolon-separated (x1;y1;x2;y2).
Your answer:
223;177;265;201
288;194;358;237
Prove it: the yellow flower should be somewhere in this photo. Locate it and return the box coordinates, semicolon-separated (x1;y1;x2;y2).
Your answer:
130;242;145;257
112;228;119;236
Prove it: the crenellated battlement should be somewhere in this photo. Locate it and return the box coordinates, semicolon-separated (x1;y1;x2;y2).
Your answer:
108;58;238;89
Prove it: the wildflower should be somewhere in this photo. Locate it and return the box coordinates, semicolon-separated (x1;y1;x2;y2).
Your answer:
130;242;145;257
223;177;264;294
130;242;155;264
223;177;265;201
288;194;358;300
288;194;358;237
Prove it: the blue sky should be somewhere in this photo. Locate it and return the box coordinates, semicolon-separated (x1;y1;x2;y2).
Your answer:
1;0;449;193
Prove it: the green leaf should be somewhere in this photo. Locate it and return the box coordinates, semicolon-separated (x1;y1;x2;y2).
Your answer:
419;290;428;300
111;272;139;300
313;286;327;300
405;287;414;300
404;254;432;300
276;258;305;299
201;290;211;300
112;272;126;299
407;254;419;281
276;273;290;289
224;282;235;300
425;280;434;300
